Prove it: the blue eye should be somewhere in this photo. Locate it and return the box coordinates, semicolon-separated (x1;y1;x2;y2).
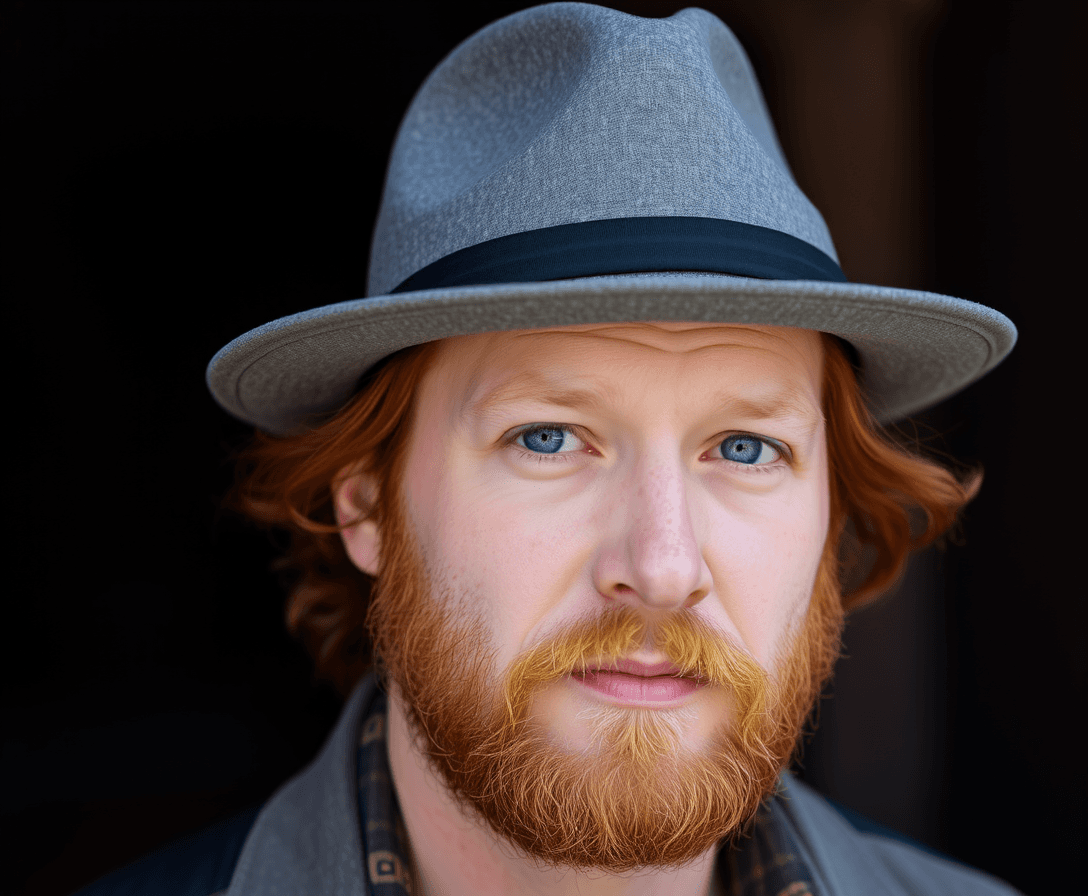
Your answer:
509;425;784;469
718;434;781;465
514;424;584;457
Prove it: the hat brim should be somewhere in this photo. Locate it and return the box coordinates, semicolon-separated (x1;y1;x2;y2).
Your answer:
206;272;1016;436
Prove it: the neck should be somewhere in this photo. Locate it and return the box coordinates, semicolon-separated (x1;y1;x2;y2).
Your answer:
386;692;727;896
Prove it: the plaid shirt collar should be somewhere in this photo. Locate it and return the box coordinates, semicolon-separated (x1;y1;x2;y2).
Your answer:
356;686;817;896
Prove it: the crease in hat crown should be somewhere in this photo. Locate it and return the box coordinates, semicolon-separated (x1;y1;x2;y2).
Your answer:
206;1;1016;436
367;2;837;298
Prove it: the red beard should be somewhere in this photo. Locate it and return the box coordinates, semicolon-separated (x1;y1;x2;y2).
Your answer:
366;487;844;872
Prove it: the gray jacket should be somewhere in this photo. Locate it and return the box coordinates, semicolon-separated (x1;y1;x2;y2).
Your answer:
76;671;1023;895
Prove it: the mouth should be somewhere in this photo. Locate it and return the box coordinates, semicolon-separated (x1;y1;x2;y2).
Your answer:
580;657;706;681
571;658;710;705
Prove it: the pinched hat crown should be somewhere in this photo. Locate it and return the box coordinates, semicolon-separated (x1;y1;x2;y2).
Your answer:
368;3;839;298
207;2;1015;436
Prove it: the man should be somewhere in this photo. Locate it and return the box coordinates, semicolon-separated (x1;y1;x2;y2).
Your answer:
76;4;1021;894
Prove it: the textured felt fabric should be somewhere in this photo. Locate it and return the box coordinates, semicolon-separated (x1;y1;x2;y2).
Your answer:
366;5;833;298
208;270;1015;436
205;3;1015;437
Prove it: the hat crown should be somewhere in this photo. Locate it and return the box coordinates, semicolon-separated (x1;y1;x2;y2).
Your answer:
367;3;838;298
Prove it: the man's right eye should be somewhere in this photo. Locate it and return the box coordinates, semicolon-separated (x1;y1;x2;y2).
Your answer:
507;424;587;462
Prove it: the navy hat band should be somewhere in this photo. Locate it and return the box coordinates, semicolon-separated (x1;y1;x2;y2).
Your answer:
391;216;848;294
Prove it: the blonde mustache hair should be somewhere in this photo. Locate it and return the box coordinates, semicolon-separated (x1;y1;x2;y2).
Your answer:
497;604;769;760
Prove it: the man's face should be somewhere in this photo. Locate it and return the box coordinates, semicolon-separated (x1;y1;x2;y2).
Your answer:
338;321;845;873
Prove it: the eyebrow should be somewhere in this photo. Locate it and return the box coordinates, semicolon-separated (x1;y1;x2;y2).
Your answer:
465;371;822;434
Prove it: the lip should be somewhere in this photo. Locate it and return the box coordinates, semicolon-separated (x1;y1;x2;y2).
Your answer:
583;658;696;678
568;656;710;707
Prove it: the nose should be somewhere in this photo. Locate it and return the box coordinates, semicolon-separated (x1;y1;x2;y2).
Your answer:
593;453;713;613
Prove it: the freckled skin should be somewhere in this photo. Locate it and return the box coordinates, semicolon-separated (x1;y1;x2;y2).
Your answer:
335;322;844;896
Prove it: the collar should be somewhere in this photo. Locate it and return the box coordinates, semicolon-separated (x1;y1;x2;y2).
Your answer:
226;672;817;896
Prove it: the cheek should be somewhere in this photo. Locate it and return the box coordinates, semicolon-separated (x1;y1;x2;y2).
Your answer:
413;464;580;665
710;484;827;666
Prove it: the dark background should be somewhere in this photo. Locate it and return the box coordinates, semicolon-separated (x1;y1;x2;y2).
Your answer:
3;2;1083;894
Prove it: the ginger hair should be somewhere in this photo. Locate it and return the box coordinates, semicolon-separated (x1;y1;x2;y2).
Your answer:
225;334;980;698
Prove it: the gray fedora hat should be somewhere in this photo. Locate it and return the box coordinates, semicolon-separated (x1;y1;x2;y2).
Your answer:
207;2;1016;437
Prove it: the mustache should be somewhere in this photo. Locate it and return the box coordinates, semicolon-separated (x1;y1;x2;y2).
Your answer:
498;603;772;729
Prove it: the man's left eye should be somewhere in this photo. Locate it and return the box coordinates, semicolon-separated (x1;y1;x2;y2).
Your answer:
717;434;781;465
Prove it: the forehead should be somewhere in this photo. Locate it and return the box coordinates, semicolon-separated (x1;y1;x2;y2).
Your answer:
426;322;824;417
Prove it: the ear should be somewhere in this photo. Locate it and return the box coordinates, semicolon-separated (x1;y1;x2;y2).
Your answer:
333;462;382;577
